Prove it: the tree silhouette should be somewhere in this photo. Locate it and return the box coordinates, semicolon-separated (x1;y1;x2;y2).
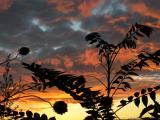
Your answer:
0;47;60;120
0;23;158;119
22;23;160;120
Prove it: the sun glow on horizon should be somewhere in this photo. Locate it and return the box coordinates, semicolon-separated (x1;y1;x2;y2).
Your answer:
13;94;160;120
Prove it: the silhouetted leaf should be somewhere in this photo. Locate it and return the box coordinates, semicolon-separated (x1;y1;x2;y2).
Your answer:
136;31;144;37
26;111;33;118
142;95;148;107
125;76;134;81
85;32;100;42
128;96;133;102
138;53;146;59
13;111;18;116
134;98;140;107
110;87;115;89
137;60;150;70
128;72;139;76
121;65;130;71
154;50;160;56
152;59;159;65
113;79;119;84
19;112;25;117
118;23;153;49
120;100;127;106
147;88;153;92
118;88;126;91
38;86;42;91
150;111;160;118
34;113;40;119
149;91;156;102
139;105;154;118
116;76;123;80
41;114;48;120
122;82;131;89
135;23;153;37
32;76;38;83
89;39;97;44
49;117;56;120
133;36;138;40
154;85;160;90
84;116;94;120
116;71;126;75
141;89;146;94
134;92;140;97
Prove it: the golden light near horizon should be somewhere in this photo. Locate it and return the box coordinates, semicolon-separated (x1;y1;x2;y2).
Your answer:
13;94;160;120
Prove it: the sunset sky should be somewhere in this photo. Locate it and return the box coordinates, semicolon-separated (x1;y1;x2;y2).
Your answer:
0;0;160;119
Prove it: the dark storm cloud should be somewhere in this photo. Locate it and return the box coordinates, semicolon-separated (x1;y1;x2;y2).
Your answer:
0;0;79;49
0;0;49;47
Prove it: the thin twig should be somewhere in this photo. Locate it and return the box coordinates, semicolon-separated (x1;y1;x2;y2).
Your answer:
9;95;53;108
84;74;107;88
0;53;19;66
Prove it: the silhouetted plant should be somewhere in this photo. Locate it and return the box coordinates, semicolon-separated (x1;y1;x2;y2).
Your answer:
53;101;67;114
18;47;30;56
0;104;56;120
0;47;59;120
22;23;160;120
22;62;103;119
0;47;38;107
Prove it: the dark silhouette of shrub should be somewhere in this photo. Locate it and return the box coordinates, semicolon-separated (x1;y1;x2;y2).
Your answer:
53;101;68;114
49;117;56;120
0;23;159;119
40;114;48;120
0;47;57;120
18;47;30;55
26;110;33;119
34;112;41;119
0;104;55;119
22;23;160;120
84;116;95;120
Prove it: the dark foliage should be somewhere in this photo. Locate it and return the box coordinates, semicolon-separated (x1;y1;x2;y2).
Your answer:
22;62;104;119
118;23;153;49
84;116;95;120
0;104;56;120
18;47;30;55
0;48;58;120
53;101;68;114
21;23;160;120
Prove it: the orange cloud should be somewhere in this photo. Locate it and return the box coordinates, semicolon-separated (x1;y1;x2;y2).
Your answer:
78;0;101;17
50;58;61;66
0;66;5;75
47;0;74;13
36;57;61;66
144;21;160;29
136;40;160;52
116;48;137;63
79;48;99;66
22;75;33;83
108;16;128;25
63;56;74;69
129;2;160;19
0;0;13;11
106;16;128;34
